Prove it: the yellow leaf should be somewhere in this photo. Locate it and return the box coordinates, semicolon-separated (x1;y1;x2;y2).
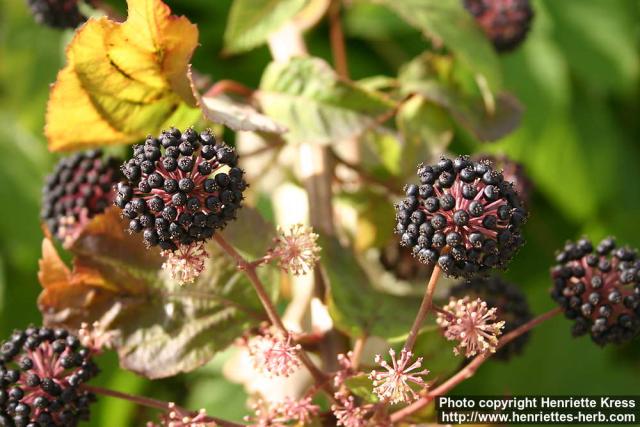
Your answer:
46;0;199;152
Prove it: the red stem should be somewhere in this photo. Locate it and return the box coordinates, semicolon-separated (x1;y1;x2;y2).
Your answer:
204;80;255;99
81;384;242;427
403;265;442;352
213;233;329;387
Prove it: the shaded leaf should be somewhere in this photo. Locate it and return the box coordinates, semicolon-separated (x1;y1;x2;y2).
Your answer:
46;0;200;151
320;235;421;340
38;208;273;379
224;0;309;54
396;96;453;173
400;53;522;142
258;57;395;144
375;0;502;90
344;374;379;403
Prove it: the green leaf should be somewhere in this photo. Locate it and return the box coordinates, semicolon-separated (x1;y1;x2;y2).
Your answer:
396;96;453;174
38;208;275;379
258;57;395;145
344;374;379;403
400;53;522;142
224;0;309;54
320;235;422;340
375;0;502;90
542;0;639;94
410;325;459;380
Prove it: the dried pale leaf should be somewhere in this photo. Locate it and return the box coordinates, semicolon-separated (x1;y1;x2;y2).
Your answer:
197;92;287;134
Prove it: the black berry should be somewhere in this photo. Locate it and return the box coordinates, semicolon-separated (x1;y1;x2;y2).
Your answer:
551;237;640;346
115;128;247;251
463;0;534;52
41;150;121;246
395;156;527;278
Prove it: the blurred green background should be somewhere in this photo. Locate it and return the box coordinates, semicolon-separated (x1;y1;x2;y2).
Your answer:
1;0;639;425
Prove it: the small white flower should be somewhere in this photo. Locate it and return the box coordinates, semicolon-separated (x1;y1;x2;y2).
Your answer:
271;224;321;275
437;296;505;358
161;241;209;285
369;348;429;404
247;330;302;378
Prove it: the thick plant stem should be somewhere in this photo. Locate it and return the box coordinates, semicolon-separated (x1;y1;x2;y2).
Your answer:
82;384;242;427
390;306;563;423
213;233;328;386
403;265;442;352
328;0;349;79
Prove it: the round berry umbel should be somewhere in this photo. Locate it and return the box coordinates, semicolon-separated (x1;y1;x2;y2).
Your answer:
551;237;640;346
395;156;527;278
379;238;434;282
115;128;246;251
0;327;99;427
475;154;532;204
463;0;534;52
27;0;87;29
448;276;532;360
41;150;121;246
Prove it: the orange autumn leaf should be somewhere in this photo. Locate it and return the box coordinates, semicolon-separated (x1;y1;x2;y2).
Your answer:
45;0;200;152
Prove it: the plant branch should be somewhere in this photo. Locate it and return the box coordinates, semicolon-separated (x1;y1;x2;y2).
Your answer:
403;265;442;352
351;335;367;369
390;306;563;422
213;233;329;386
328;0;349;79
330;149;403;195
82;384;242;427
204;79;255;99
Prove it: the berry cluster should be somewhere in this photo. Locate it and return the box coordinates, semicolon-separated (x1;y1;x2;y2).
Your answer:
27;0;86;29
379;238;433;281
551;237;640;346
41;150;121;246
475;154;532;204
448;276;532;360
115;128;246;251
463;0;534;52
395;156;527;277
0;327;99;426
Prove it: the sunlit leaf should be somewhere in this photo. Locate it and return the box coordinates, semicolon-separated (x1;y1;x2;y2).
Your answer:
224;0;309;54
45;0;200;151
38;208;275;379
396;96;453;172
258;57;395;145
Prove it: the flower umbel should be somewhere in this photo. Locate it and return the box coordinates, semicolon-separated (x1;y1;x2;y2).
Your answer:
437;297;505;357
244;397;319;427
146;402;209;427
448;276;532;360
368;348;429;404
161;241;209;285
331;392;371;427
271;224;321;275
247;330;302;377
77;322;117;355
